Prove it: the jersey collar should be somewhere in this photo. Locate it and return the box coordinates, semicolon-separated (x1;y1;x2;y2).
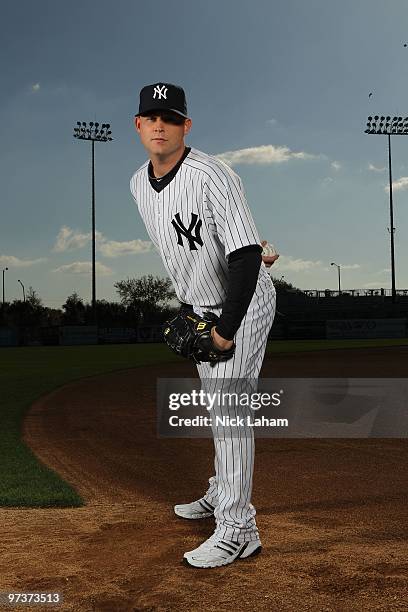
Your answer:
148;146;191;193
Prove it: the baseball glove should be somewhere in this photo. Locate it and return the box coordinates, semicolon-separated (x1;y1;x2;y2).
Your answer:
163;308;235;366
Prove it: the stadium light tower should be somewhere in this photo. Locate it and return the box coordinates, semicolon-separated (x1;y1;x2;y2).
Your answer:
364;115;408;303
73;121;113;324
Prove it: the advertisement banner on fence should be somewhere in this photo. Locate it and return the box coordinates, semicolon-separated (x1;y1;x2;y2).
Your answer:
326;319;407;339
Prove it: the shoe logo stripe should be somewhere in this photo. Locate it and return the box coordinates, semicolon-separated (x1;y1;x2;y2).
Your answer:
220;541;241;552
236;542;249;559
215;545;236;556
198;500;213;512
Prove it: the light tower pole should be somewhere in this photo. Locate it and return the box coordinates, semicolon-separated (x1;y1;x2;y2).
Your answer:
364;115;407;303
18;279;26;302
73;121;113;324
331;262;341;294
2;267;8;305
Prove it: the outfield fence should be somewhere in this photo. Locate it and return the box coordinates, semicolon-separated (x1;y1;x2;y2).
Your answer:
1;317;407;347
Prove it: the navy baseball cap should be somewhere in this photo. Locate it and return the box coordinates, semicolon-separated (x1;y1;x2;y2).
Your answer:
135;82;189;118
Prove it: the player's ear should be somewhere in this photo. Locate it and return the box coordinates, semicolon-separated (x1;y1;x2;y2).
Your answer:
134;116;141;133
184;118;192;136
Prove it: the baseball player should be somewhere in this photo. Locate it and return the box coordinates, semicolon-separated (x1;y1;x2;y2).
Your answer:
130;83;278;568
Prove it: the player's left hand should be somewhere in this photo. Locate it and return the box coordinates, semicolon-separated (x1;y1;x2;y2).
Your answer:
261;240;280;268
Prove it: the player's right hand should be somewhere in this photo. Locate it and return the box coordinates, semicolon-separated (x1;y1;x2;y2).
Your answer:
261;240;280;268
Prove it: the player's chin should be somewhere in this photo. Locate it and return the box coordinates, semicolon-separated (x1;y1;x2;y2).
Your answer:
150;141;171;154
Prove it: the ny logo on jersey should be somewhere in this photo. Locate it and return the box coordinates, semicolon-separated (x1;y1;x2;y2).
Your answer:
171;212;203;251
153;85;168;100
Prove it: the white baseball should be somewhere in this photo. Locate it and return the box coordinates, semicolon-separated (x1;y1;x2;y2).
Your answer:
262;242;278;257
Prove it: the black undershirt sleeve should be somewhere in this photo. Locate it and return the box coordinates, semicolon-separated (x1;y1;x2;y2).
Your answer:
215;244;263;341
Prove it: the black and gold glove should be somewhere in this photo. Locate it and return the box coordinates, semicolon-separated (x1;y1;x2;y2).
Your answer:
163;309;235;366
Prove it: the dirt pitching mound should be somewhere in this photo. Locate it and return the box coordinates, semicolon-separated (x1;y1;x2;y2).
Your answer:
0;348;406;611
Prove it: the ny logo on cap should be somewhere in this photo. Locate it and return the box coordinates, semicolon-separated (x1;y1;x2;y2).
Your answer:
153;84;168;100
171;212;203;251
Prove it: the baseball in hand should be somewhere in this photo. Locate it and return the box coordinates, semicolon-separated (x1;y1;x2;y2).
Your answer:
261;242;278;257
261;240;279;268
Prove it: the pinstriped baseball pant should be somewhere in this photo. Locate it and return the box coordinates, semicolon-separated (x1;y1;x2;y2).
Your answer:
193;286;276;543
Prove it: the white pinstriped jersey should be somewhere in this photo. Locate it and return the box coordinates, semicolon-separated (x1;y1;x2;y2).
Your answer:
129;147;274;308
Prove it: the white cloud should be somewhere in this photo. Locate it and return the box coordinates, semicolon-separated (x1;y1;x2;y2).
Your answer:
266;118;278;126
322;263;360;273
31;83;40;92
386;176;408;192
320;177;334;186
331;161;341;171
275;255;323;273
98;239;153;258
215;144;319;167
340;264;361;270
0;255;46;267
53;226;153;257
53;261;113;276
277;258;359;274
368;163;386;173
53;226;94;252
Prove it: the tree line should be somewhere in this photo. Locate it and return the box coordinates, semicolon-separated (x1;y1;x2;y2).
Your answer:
0;274;297;328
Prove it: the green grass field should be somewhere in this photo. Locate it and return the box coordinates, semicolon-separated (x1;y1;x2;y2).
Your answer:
1;337;407;508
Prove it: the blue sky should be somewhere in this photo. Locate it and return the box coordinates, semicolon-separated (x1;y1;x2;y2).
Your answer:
1;0;408;308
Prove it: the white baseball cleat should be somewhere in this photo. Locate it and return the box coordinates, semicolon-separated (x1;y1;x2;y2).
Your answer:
183;534;262;568
174;498;215;520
